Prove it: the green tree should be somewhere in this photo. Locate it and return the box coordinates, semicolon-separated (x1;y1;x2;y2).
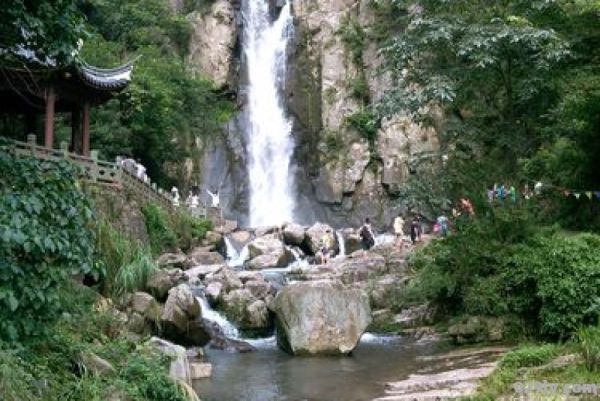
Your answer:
0;0;87;66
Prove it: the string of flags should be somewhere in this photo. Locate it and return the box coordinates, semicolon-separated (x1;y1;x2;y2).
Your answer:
528;180;600;201
562;190;600;201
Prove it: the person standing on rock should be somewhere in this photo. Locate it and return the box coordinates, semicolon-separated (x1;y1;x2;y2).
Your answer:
393;214;405;248
359;218;375;250
320;229;334;264
410;216;421;245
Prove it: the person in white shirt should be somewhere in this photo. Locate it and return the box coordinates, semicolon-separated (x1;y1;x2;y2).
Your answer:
135;159;146;181
171;187;180;207
207;188;220;208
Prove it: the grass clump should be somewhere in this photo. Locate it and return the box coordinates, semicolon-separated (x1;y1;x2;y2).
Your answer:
95;220;157;298
142;202;212;255
577;324;600;372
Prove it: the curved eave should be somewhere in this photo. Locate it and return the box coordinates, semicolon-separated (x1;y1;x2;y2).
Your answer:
78;61;134;91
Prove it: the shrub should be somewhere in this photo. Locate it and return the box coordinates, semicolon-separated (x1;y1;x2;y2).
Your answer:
577;324;600;371
141;203;178;255
509;233;600;339
0;147;98;342
171;212;212;251
123;351;188;401
95;221;157;297
113;251;157;296
500;344;560;369
0;345;37;401
346;108;379;144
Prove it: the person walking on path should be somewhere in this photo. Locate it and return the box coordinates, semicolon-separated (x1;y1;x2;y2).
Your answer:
393;214;405;248
437;215;449;237
410;216;421;244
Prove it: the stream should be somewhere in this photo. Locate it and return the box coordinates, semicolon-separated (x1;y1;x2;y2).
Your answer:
194;334;443;401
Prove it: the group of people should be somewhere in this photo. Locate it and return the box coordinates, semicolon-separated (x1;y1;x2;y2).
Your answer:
119;157;149;183
170;186;221;215
487;182;543;204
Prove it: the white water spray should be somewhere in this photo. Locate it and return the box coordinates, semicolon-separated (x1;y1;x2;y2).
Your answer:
336;231;346;258
243;0;296;227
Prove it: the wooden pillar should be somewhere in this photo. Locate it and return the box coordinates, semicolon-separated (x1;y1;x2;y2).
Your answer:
82;102;91;156
71;108;82;154
44;87;55;148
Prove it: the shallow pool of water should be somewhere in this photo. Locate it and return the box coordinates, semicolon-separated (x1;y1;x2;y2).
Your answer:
194;335;443;401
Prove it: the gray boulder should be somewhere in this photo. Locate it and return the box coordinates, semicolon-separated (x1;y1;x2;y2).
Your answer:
247;235;293;268
204;266;242;292
161;284;209;346
222;289;272;333
147;337;191;384
339;253;387;284
146;268;187;301
157;252;187;269
283;223;306;246
228;230;253;250
187;248;225;267
272;280;371;355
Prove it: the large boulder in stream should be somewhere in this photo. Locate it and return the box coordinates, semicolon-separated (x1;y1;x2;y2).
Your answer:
247;235;294;269
160;284;210;346
283;223;306;246
272;280;372;355
221;289;272;334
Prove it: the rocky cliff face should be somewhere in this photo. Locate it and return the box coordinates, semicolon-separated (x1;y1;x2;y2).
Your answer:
186;0;441;228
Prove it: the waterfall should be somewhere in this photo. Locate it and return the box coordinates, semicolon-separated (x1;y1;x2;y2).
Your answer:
224;236;249;268
336;231;346;257
197;296;240;339
243;0;296;227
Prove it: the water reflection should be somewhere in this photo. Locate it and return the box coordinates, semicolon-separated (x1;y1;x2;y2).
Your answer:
194;336;440;401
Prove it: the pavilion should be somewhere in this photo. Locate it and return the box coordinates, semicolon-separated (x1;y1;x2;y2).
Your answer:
0;52;133;156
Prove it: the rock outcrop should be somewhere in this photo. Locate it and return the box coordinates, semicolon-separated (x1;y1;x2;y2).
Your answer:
187;0;238;89
272;280;371;355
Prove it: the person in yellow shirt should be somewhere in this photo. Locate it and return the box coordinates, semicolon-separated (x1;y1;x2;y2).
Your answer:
320;229;334;264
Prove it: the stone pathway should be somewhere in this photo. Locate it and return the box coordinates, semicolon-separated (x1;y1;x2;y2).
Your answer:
373;347;509;401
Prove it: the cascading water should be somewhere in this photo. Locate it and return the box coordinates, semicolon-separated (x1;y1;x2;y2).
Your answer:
335;231;346;258
224;236;250;268
243;0;296;227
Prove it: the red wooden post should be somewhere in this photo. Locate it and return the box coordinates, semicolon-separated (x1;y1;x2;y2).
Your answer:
44;87;55;148
82;102;91;156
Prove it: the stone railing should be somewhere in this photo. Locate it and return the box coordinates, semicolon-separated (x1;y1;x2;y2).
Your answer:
7;135;178;213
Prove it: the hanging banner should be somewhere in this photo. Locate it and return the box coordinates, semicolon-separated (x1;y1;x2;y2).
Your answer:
586;191;593;200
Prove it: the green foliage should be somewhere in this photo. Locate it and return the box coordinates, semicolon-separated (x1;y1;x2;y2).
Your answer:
0;147;98;342
171;212;212;252
141;203;211;254
339;15;366;65
7;284;190;401
464;343;561;401
0;346;37;401
76;0;235;187
113;251;157;297
123;352;188;401
577;324;600;372
406;207;600;339
346;108;380;144
509;233;600;338
94;220;157;297
141;203;178;255
500;344;560;369
349;75;370;103
0;0;87;65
